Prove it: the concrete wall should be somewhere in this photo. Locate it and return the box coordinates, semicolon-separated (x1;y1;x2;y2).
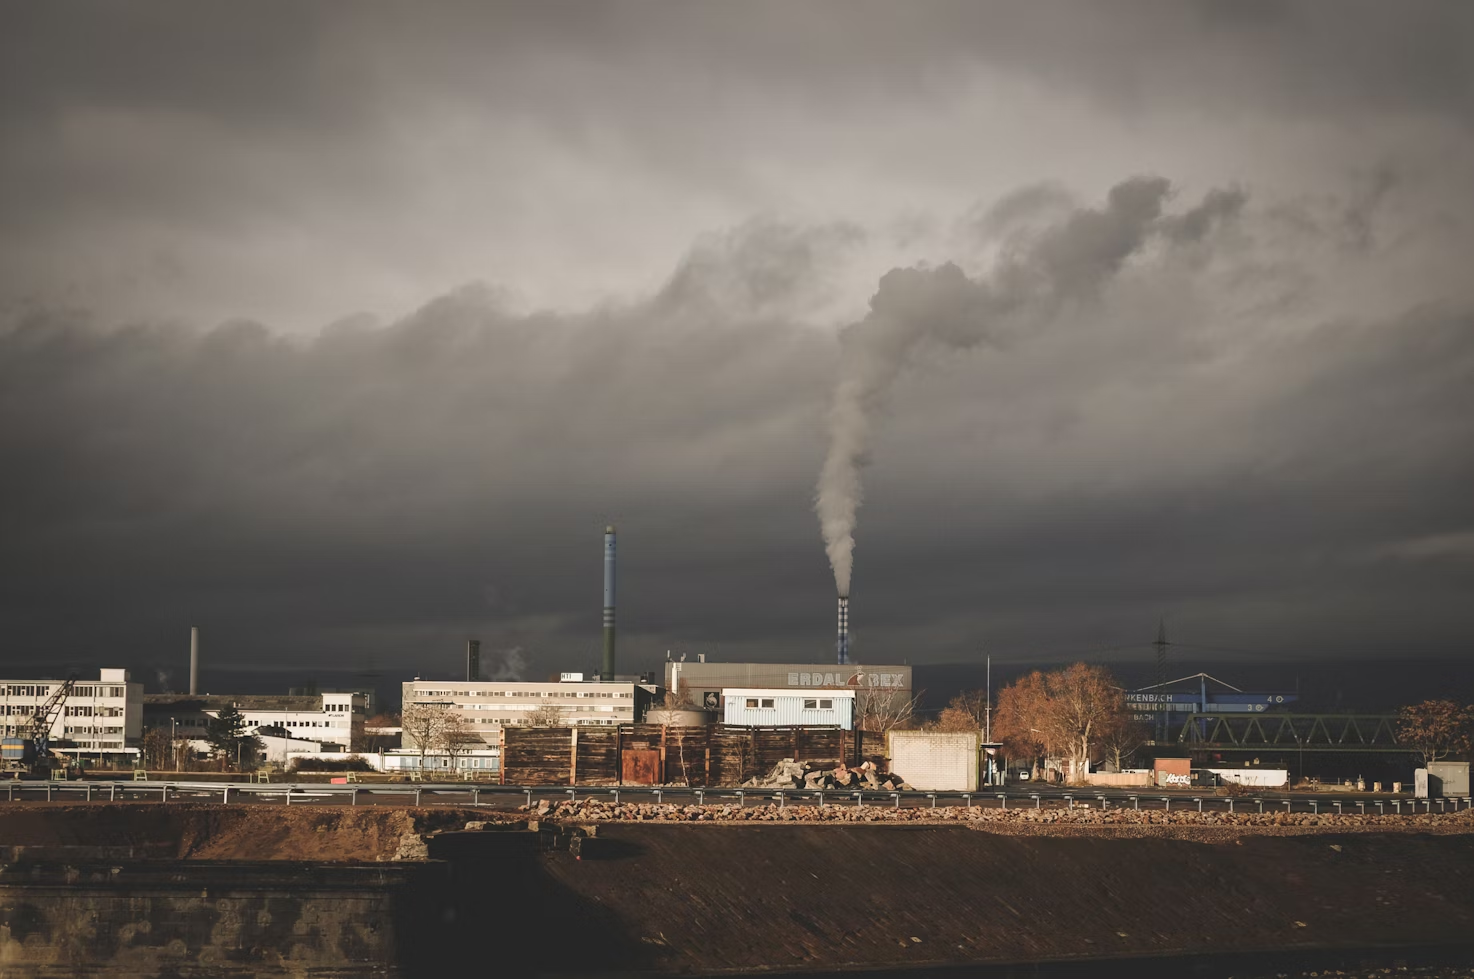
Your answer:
0;861;426;977
1206;768;1289;788
1085;772;1152;787
1428;761;1471;797
887;731;978;791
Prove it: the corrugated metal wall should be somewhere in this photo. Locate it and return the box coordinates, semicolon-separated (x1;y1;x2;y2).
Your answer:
724;695;853;730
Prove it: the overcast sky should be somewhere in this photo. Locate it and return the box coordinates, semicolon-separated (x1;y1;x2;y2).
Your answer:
2;2;1472;687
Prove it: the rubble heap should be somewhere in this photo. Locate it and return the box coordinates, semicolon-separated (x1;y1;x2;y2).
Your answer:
742;759;913;792
522;797;1474;832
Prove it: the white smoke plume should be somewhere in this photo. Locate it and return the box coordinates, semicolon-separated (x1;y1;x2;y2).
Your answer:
486;645;528;681
816;176;1243;595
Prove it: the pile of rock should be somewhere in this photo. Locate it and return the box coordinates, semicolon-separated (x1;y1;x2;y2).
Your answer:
741;759;914;791
521;797;1474;832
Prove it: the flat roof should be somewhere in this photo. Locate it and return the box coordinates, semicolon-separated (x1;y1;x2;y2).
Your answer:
723;688;856;698
143;694;323;711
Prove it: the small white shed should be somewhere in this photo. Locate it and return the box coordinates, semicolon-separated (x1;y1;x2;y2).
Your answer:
886;731;980;791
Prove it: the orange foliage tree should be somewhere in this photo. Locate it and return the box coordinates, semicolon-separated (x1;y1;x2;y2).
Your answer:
994;663;1130;783
993;671;1049;775
935;689;987;733
1396;699;1474;767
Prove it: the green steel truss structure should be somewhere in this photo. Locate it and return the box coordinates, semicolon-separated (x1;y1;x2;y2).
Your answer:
1167;712;1406;753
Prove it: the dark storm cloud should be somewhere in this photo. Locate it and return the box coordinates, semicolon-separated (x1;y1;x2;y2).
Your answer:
1;3;1472;684
4;180;1473;683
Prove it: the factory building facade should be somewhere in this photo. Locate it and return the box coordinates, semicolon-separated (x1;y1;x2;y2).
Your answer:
665;661;911;714
722;688;855;729
142;692;366;753
400;678;653;749
0;669;144;758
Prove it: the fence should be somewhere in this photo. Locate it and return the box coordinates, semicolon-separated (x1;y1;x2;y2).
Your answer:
501;724;883;787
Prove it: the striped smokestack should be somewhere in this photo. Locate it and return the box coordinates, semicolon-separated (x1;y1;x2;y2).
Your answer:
602;525;616;681
836;595;850;665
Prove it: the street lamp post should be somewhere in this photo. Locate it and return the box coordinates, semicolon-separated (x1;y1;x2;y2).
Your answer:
170;717;176;772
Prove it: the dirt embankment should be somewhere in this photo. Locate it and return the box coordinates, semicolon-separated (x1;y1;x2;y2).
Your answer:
0;804;511;861
540;824;1474;973
1;802;1471;862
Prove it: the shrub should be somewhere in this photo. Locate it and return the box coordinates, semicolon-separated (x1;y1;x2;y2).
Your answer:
288;756;374;773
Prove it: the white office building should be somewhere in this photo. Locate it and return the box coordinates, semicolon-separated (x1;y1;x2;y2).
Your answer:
0;669;144;758
143;692;366;753
400;677;650;749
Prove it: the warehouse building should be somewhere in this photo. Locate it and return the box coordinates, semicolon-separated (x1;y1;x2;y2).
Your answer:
665;659;911;713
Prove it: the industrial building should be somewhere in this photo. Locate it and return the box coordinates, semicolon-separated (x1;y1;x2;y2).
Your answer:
142;692;366;754
665;660;911;713
0;669;144;760
722;688;855;729
399;676;654;749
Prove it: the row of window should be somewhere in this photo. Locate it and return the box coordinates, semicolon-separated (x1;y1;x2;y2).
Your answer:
0;684;128;698
64;706;125;717
2;685;54;698
742;698;836;709
64;725;125;735
71;686;129;698
418;689;631;699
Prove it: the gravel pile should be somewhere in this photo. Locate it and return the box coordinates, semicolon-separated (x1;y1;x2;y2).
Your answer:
525;797;1474;831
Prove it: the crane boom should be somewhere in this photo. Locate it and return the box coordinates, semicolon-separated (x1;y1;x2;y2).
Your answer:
30;676;76;758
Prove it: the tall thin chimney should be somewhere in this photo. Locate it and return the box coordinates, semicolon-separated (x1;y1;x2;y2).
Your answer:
189;626;199;695
836;596;850;665
466;639;481;682
602;525;617;681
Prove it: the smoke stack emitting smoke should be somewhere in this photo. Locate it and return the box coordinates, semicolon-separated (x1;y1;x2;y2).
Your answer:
836;596;850;665
815;176;1243;611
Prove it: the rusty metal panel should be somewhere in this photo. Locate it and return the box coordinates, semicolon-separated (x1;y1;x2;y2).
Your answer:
622;748;661;785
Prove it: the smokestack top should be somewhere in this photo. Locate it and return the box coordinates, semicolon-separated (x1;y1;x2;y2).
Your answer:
605;524;616;534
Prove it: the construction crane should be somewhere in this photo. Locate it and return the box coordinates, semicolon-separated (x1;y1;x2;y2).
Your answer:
30;675;77;759
3;675;77;777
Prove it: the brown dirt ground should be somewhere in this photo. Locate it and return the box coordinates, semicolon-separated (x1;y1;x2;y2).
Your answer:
0;801;1470;861
0;803;515;860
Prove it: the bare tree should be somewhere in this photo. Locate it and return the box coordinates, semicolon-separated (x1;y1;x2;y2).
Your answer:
528;703;564;728
437;712;481;774
854;681;920;736
142;727;171;769
1098;714;1152;773
663;679;694;710
401;701;451;771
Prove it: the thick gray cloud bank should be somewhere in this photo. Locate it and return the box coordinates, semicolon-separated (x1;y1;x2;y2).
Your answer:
1;2;1472;682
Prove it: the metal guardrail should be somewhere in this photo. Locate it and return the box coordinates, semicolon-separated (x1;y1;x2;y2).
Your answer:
2;779;1471;814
